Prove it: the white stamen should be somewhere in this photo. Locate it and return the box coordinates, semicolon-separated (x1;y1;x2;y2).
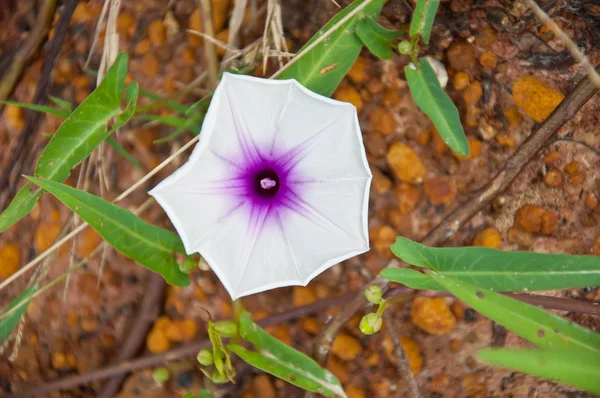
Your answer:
260;178;277;190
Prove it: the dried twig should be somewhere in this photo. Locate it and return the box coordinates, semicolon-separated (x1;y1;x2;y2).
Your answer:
7;293;355;397
0;0;57;102
224;0;248;63
98;272;166;398
383;311;421;398
0;0;76;207
312;65;600;365
199;0;219;89
526;0;600;88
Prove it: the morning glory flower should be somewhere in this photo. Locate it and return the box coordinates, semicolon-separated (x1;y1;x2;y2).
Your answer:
150;73;372;299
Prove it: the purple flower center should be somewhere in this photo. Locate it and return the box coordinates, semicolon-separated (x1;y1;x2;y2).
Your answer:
254;169;280;198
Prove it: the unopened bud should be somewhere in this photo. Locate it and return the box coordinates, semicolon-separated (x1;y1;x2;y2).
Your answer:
179;257;197;274
211;370;228;384
397;40;412;55
359;313;383;335
214;320;238;337
197;349;214;366
365;285;383;304
152;367;170;383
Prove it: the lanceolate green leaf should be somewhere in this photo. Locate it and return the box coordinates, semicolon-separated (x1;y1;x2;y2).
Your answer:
356;18;403;60
390;237;600;292
278;0;386;96
26;177;189;287
409;0;440;45
0;184;40;233
0;52;132;232
106;137;142;170
36;56;133;181
477;349;600;395
0;286;37;340
405;58;469;156
380;268;443;291
232;313;345;397
0;100;70;118
429;273;600;353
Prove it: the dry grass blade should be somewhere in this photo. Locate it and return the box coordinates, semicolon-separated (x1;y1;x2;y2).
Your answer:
199;0;219;89
225;0;248;62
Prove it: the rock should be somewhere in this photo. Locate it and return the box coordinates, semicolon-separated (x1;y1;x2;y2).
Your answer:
478;118;497;140
512;76;564;122
0;243;20;279
514;205;557;235
455;139;482;161
452;72;470;90
334;84;363;112
164;319;197;342
346;385;366;398
140;53;159;77
473;227;501;248
394;182;420;215
372;168;392;194
265;325;292;345
383;89;402;108
479;51;497;69
585;192;598;210
34;223;61;253
446;41;477;72
382;335;422;373
369;107;396;136
369;225;396;255
147;328;172;353
543;169;564;188
503;107;523;128
148;20;166;46
77;228;102;258
300;317;321;334
461;372;488;398
463;81;483;105
292;286;317;307
429;372;450;392
5;105;25;129
593;234;600;255
326;357;350;383
364;132;387;157
386;143;426;184
348;57;367;83
424;177;456;206
507;227;533;247
411;297;457;335
252;374;276;398
331;333;362;361
544;151;561;166
476;25;497;47
569;170;586;185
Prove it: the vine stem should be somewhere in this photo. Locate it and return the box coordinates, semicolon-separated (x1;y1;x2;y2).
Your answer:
312;64;600;365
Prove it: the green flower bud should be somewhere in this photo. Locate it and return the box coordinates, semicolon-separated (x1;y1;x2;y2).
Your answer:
214;320;238;337
365;285;383;304
211;370;229;384
152;367;170;383
397;40;412;55
359;313;382;335
197;349;214;366
179;257;197;274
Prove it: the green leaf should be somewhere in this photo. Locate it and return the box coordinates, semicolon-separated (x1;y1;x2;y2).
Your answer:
390;237;600;292
48;95;73;112
478;349;600;395
0;184;40;233
278;0;386;96
232;313;345;397
409;0;440;45
0;52;132;232
36;52;129;181
405;58;469;156
135;114;188;128
26;177;189;287
356;17;402;60
0;100;70;118
429;273;600;353
380;268;443;290
198;391;216;398
138;89;190;115
0;287;37;340
106;137;142;170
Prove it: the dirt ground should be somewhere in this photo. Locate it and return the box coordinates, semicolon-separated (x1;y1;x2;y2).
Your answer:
1;0;600;397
